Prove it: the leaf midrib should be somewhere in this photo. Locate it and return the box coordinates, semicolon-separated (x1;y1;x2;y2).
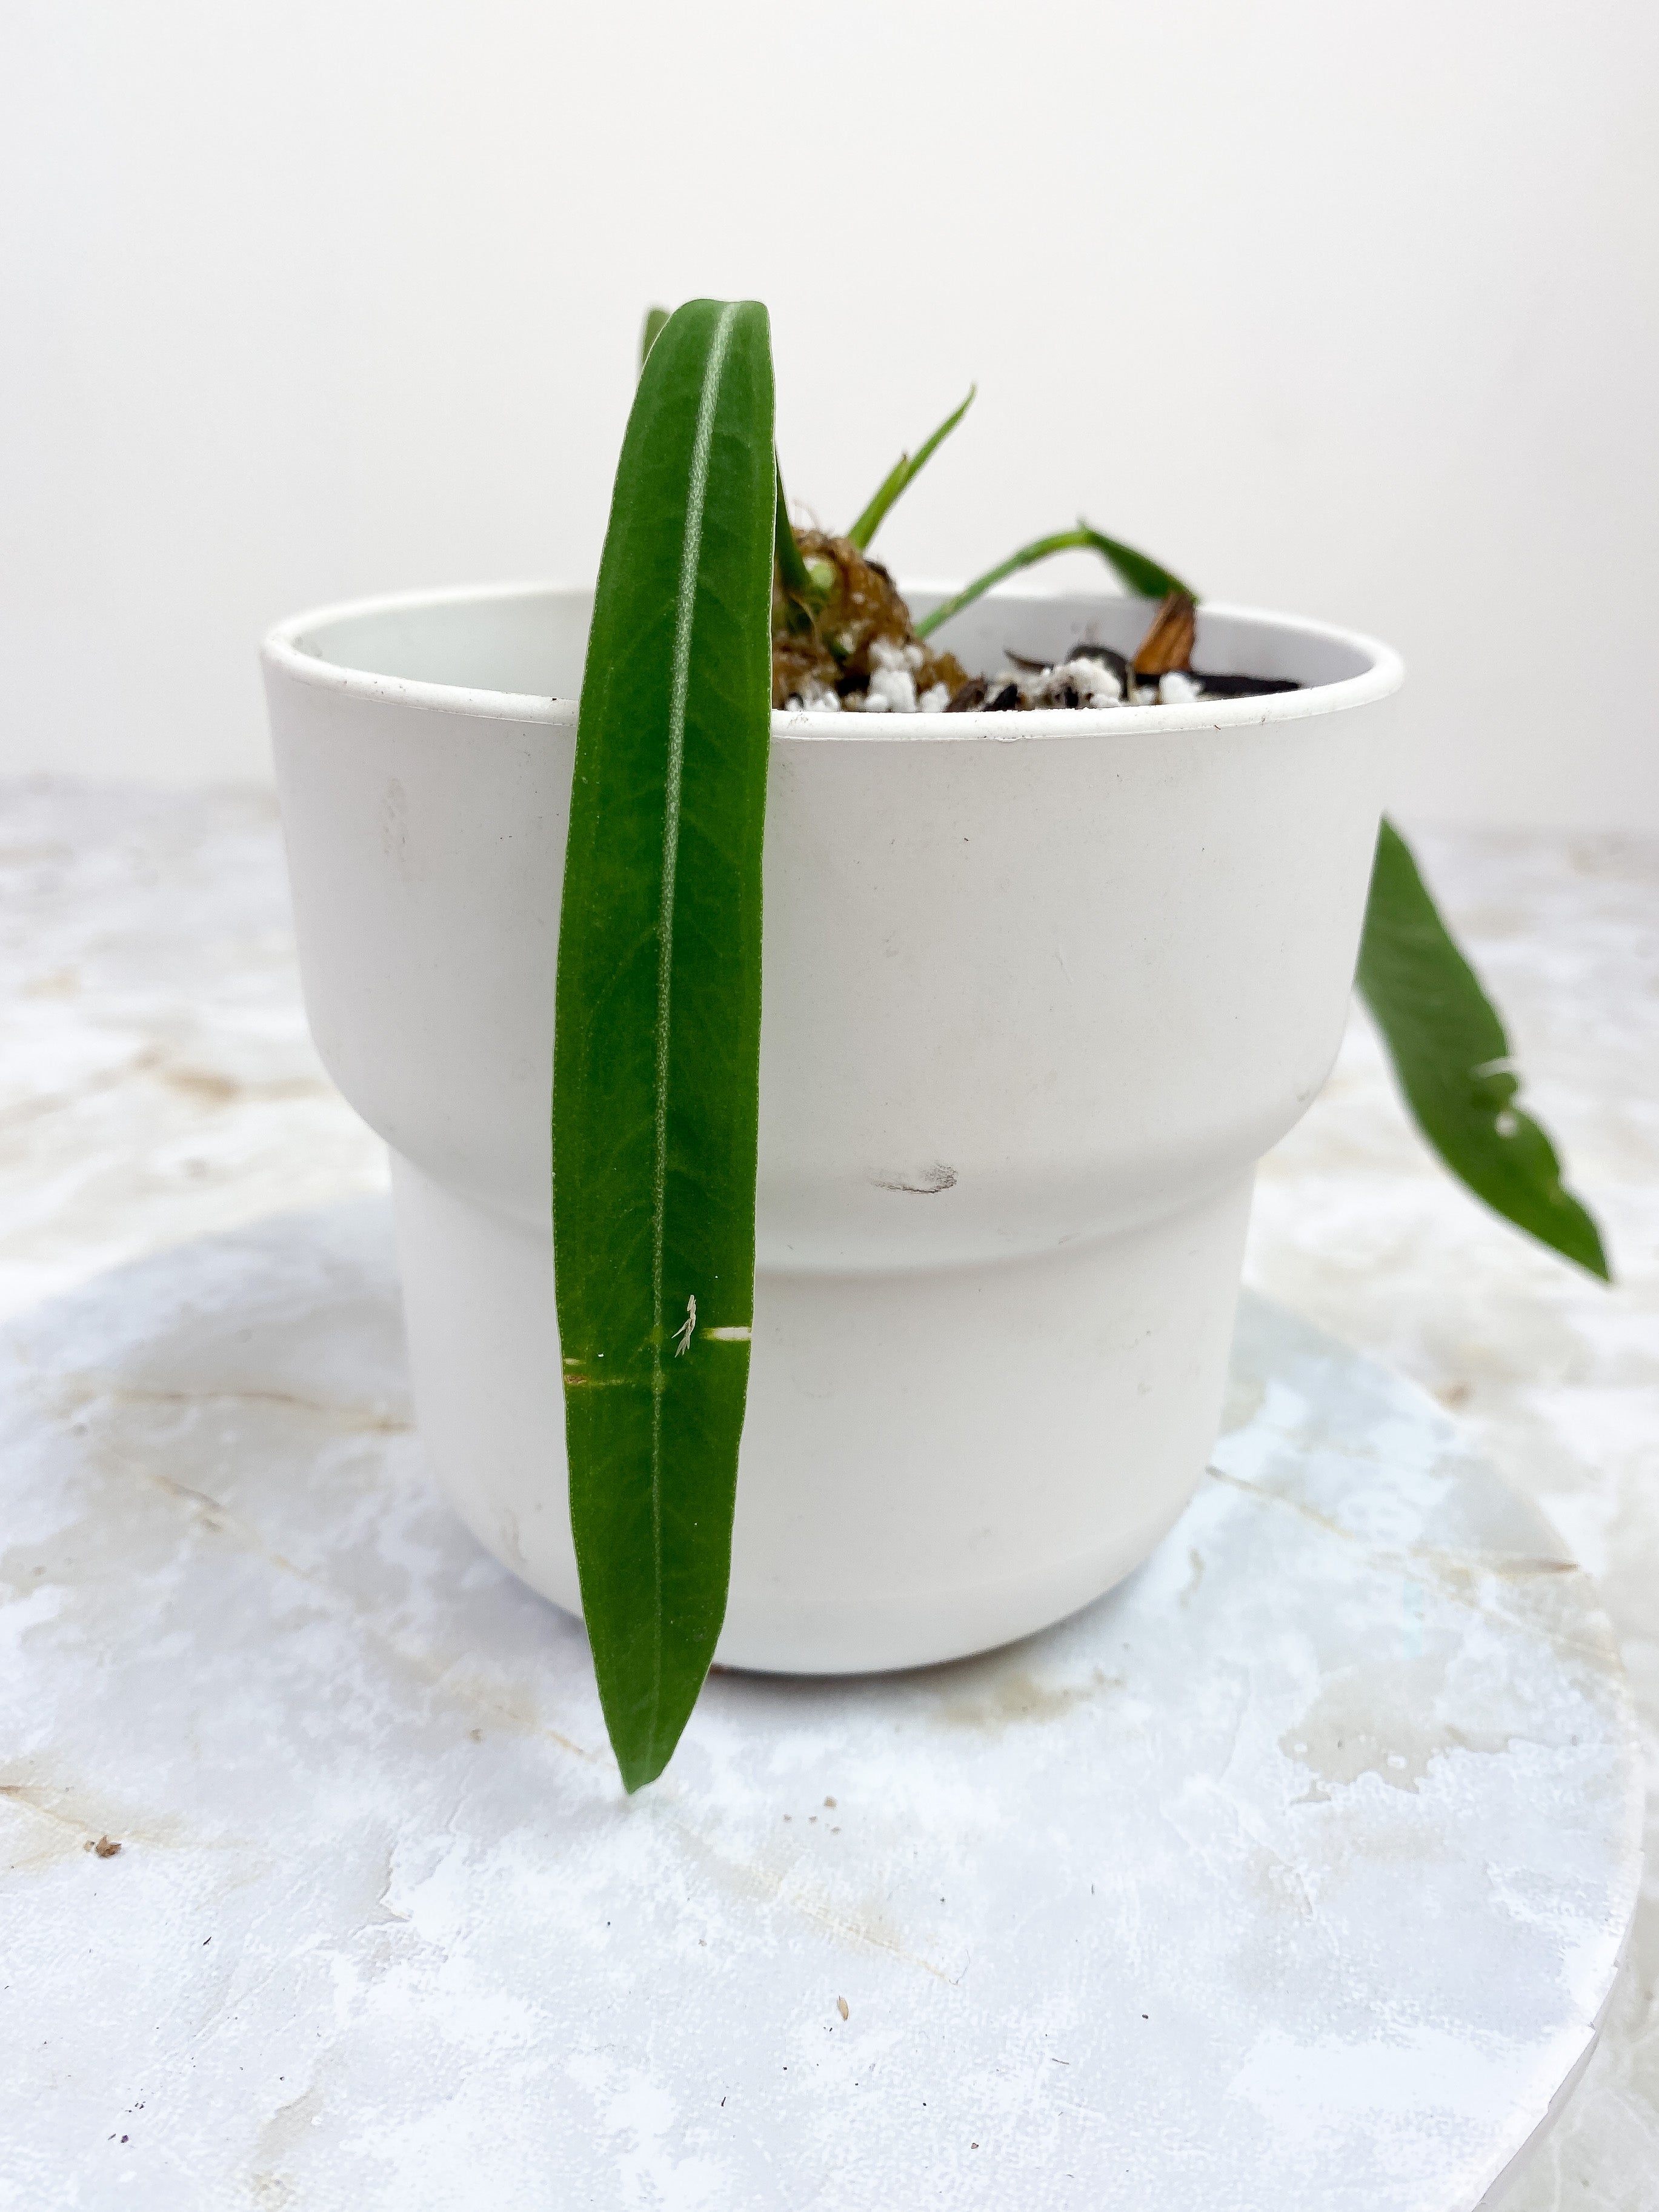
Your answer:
646;297;742;1752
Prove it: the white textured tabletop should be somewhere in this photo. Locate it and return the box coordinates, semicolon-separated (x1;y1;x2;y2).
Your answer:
1;781;1655;2207
0;1203;1641;2208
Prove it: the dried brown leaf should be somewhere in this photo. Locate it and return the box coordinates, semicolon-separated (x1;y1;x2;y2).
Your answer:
1131;591;1198;677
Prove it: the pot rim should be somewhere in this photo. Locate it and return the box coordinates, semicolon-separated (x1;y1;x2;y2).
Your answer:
262;577;1404;742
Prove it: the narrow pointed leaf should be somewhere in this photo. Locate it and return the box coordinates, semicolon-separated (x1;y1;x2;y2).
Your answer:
914;522;1191;638
555;298;777;1791
1357;820;1610;1279
846;385;976;550
1076;522;1191;603
639;304;671;375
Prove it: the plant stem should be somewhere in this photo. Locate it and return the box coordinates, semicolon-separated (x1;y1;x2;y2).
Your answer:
774;457;816;599
773;457;823;636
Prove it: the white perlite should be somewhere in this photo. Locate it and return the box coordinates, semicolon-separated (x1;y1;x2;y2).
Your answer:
801;643;1217;714
853;639;954;715
1006;656;1126;709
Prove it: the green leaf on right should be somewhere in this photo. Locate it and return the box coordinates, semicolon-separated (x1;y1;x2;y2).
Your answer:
1357;819;1610;1279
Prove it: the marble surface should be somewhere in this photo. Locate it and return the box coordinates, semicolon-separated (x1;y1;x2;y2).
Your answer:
0;779;1655;2204
0;1201;1641;2209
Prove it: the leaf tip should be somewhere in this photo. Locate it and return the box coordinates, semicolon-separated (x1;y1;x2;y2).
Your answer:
1577;1224;1614;1283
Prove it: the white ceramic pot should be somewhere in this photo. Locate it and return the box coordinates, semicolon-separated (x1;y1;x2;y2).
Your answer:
263;583;1400;1673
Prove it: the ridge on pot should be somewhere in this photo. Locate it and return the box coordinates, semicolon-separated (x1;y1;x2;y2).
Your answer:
264;580;1401;1674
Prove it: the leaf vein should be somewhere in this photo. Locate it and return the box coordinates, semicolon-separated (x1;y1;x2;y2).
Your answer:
647;296;741;1758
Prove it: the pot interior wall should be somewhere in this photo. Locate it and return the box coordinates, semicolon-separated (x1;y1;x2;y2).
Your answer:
296;588;596;700
293;587;1378;706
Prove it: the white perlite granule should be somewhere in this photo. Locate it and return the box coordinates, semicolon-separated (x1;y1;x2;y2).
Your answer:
862;638;956;715
1008;657;1125;709
793;677;843;711
786;642;1239;715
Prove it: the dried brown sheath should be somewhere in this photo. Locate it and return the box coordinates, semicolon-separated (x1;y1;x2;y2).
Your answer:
1131;591;1199;677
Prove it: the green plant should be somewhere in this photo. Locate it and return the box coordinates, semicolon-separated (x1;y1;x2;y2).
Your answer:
554;297;1609;1792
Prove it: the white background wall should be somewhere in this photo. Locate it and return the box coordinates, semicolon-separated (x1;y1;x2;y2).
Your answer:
3;0;1655;827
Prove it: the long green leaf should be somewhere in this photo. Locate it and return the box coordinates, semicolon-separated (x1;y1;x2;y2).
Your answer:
846;386;976;551
1357;820;1610;1278
914;522;1192;637
554;297;777;1790
639;305;671;376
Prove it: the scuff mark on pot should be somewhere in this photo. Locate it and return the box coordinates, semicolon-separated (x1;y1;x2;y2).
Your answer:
872;1164;957;1195
381;777;413;878
499;1507;527;1568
